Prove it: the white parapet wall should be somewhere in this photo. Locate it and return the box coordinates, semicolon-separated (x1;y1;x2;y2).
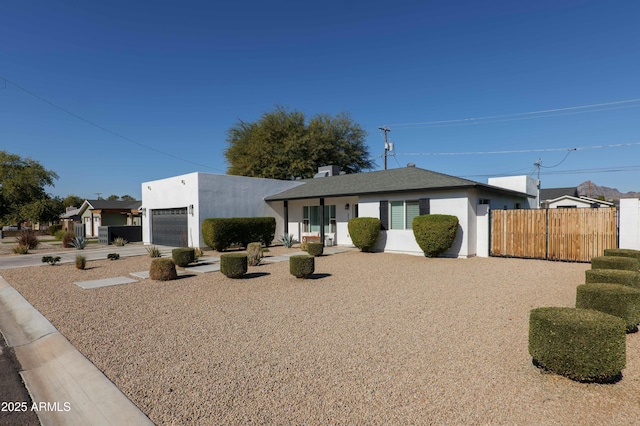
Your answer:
620;198;640;250
488;175;539;208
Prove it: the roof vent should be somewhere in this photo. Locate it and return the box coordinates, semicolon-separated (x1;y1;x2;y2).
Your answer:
315;165;341;177
407;163;416;167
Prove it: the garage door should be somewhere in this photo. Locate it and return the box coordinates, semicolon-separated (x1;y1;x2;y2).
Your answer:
151;208;188;247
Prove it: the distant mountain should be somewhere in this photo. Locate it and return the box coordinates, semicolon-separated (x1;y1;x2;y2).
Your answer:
577;181;640;200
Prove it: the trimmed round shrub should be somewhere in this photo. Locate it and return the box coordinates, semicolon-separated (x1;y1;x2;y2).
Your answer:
75;255;86;270
585;269;640;289
172;248;195;267
604;248;640;262
412;214;458;257
306;242;323;257
529;307;626;382
290;255;314;278
347;217;380;252
149;258;177;281
220;253;248;278
576;283;640;332
246;242;263;266
591;255;639;271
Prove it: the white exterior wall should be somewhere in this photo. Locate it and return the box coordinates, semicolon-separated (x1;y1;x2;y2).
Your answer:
141;172;301;248
620;198;640;250
488;176;539;208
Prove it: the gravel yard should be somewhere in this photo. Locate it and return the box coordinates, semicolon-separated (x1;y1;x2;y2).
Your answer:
3;249;640;425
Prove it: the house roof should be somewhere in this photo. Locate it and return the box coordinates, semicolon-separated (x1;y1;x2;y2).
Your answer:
539;187;578;201
265;166;532;201
547;195;614;207
78;199;142;215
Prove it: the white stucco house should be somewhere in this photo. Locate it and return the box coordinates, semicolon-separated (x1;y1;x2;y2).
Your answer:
544;195;614;209
141;165;536;257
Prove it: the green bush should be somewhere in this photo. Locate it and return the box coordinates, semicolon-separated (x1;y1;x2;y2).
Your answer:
604;248;640;262
585;269;640;289
246;242;263;266
202;217;276;251
172;248;195;267
49;224;62;236
347;217;380;252
107;253;120;260
412;214;458;258
41;255;61;265
75;255;86;270
62;231;76;248
529;307;626;382
576;283;640;332
591;255;639;271
54;229;65;241
13;245;29;254
150;258;177;281
220;253;248;278
290;255;314;278
306;242;323;257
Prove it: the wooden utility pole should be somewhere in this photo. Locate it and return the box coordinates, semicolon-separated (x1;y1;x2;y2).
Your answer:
379;126;391;170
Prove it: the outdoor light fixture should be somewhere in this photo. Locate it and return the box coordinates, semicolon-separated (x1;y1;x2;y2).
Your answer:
181;180;185;185
345;203;350;210
189;204;194;215
147;186;151;190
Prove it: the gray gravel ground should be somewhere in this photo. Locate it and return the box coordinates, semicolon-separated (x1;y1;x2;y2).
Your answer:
3;249;640;425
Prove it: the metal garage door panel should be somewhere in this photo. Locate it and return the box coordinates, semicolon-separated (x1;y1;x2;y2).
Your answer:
151;208;188;247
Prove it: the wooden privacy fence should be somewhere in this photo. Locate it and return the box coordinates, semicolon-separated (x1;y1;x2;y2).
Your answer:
491;208;618;262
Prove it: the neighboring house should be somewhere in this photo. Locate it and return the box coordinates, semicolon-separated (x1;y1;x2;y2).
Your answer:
59;206;81;232
79;199;142;237
544;195;614;209
141;165;536;257
539;187;578;208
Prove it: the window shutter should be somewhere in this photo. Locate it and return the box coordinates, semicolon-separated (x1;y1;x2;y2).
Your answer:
379;200;388;230
419;198;430;215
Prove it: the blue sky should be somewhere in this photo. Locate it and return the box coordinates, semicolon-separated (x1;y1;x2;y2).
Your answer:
1;0;639;200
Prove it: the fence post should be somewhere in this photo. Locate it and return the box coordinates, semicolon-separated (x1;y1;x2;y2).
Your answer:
545;208;549;260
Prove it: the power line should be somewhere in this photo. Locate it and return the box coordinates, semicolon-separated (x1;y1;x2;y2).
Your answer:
462;164;640;179
0;76;225;173
384;98;640;128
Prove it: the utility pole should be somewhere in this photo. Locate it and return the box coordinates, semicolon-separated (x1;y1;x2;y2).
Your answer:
379;126;391;170
94;192;102;200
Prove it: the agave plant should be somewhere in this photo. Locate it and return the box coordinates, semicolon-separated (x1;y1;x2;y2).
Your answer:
70;236;88;250
279;233;297;248
146;246;162;258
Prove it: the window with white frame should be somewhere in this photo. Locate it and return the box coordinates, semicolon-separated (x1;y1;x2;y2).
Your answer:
303;205;336;234
390;200;420;230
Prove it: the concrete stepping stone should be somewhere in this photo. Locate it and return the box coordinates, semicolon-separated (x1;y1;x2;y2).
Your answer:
184;263;220;273
74;276;138;289
130;270;187;279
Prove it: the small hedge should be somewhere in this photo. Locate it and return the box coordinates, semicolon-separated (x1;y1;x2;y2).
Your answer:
172;248;195;267
49;224;62;236
576;283;640;333
290;255;314;278
202;217;276;251
247;242;263;266
150;258;177;281
220;253;248;278
604;248;640;262
412;214;458;257
75;255;86;270
591;256;639;271
306;242;323;257
347;217;380;252
585;269;640;289
529;307;626;383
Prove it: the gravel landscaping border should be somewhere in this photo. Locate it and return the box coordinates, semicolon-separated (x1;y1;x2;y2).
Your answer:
2;249;640;425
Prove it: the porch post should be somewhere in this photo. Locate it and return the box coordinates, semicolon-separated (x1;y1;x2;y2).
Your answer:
283;200;289;234
319;198;325;246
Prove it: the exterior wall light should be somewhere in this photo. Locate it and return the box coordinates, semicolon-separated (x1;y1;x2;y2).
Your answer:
189;204;194;215
345;203;350;210
140;207;146;216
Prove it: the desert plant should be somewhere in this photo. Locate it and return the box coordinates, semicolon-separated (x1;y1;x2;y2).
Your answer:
591;255;639;271
172;248;195;267
306;242;323;257
107;253;120;260
585;269;640;289
194;248;204;261
41;256;61;266
112;237;128;247
529;307;626;383
279;234;297;248
62;231;76;248
604;248;640;262
290;255;315;278
48;224;62;236
16;229;39;249
146;246;162;258
576;283;640;333
75;255;87;270
220;253;248;278
54;229;65;240
70;236;88;250
149;258;178;281
412;214;459;257
347;217;381;252
246;242;263;266
13;245;29;254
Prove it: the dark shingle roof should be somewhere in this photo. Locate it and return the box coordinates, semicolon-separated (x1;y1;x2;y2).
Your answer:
539;187;578;201
85;199;141;210
265;166;530;201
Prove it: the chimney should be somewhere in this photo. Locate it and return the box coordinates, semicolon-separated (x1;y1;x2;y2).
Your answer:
314;165;341;178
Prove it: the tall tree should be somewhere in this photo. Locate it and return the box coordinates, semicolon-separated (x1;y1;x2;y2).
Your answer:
0;151;59;226
107;194;120;201
120;195;136;201
224;107;373;179
63;194;84;208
